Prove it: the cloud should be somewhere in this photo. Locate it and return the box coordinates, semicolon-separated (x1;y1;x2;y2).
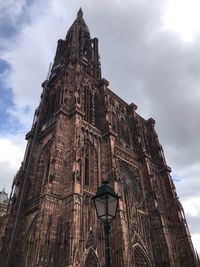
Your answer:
183;197;200;217
0;135;26;192
192;234;200;256
0;0;28;40
164;0;200;41
0;0;26;22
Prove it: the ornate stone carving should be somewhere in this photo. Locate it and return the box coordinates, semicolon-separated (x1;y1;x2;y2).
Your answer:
86;227;97;250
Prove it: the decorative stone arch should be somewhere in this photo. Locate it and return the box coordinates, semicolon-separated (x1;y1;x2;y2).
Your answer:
133;243;152;267
84;248;101;267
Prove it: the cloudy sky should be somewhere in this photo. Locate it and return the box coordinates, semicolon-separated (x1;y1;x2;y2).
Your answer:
0;0;200;254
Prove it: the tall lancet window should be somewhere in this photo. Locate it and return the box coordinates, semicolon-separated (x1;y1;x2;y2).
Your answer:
84;143;98;188
85;151;90;186
84;87;94;124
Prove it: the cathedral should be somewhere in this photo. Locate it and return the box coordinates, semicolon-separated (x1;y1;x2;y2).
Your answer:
0;8;199;267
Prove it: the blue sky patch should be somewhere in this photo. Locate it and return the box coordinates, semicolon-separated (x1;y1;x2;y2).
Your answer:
0;59;9;73
172;173;182;182
0;60;21;134
0;22;16;39
0;86;18;134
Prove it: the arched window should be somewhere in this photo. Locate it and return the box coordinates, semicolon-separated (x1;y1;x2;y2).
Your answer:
84;143;98;188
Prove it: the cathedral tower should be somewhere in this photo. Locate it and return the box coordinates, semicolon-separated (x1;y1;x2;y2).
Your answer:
0;9;199;267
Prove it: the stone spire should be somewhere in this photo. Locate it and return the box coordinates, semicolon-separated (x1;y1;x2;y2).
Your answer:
65;7;90;43
77;7;83;17
53;8;101;79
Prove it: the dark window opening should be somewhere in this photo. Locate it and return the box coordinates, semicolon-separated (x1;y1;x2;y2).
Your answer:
85;153;89;186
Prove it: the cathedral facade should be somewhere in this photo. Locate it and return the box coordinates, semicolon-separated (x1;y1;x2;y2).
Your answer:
0;9;199;267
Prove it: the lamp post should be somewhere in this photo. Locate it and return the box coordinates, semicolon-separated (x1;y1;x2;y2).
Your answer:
92;181;119;267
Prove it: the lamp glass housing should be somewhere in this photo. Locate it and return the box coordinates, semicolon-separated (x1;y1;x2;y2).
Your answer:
93;181;119;223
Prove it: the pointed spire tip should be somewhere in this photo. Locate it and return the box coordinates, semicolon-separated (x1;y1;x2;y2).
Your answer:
77;7;83;17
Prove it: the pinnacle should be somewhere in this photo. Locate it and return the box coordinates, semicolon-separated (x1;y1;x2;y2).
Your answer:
77;7;83;17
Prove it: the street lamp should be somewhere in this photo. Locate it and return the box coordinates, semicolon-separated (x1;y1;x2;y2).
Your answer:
92;181;119;267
